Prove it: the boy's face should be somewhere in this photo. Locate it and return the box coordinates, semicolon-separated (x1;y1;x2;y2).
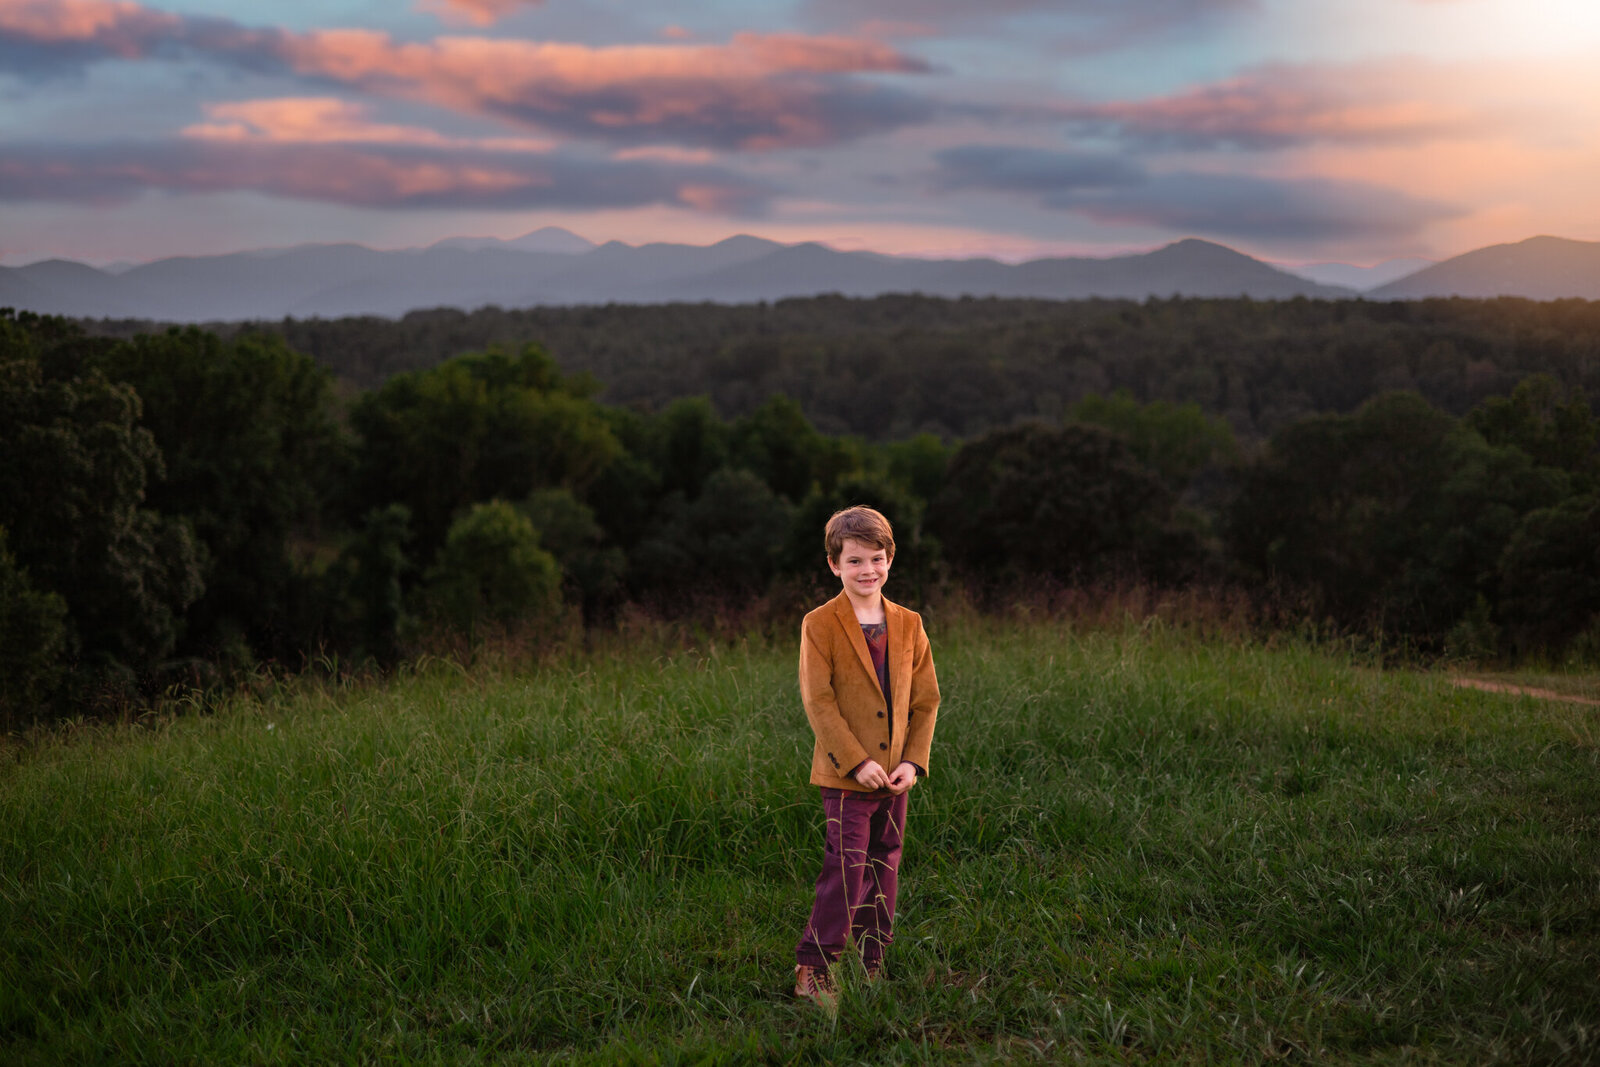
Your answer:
829;537;893;604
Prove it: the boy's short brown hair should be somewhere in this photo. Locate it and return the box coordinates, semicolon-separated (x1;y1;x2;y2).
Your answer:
825;505;895;562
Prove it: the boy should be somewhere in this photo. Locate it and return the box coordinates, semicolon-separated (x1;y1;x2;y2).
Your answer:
794;505;940;1004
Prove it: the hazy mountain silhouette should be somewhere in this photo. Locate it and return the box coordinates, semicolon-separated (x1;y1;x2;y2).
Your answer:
1282;257;1433;291
1368;236;1600;300
428;226;597;255
0;232;1489;322
3;259;157;318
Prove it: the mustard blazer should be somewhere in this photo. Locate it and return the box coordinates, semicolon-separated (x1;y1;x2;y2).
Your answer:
800;591;940;790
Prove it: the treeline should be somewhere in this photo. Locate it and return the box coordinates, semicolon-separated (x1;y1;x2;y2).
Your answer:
5;306;1599;726
85;294;1600;441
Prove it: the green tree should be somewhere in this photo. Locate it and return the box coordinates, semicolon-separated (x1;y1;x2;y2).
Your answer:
1068;389;1241;491
647;396;730;500
519;488;625;620
1496;493;1600;656
87;327;345;661
350;345;620;560
0;312;203;694
729;394;858;503
1467;374;1598;491
0;526;69;725
1229;391;1566;640
423;500;562;637
585;405;664;552
627;468;794;603
928;422;1199;587
333;504;415;665
884;433;953;505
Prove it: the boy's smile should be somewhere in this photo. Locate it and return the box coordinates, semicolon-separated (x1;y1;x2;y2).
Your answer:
829;537;892;609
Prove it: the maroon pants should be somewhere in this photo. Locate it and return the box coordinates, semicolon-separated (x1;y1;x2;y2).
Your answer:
795;787;907;969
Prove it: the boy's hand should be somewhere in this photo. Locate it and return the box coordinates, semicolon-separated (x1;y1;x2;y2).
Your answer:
852;759;890;790
886;761;919;794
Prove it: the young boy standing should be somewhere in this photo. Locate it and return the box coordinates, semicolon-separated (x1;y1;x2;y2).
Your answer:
794;506;940;1004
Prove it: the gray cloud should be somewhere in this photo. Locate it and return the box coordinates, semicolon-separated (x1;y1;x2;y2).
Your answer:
803;0;1253;46
930;145;1462;243
469;77;938;150
932;145;1143;193
805;0;1248;22
0;140;776;214
1065;172;1463;242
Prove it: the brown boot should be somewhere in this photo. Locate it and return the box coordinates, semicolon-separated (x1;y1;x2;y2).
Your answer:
794;963;836;1007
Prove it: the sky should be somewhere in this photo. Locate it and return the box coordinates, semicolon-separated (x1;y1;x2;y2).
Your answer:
3;0;1598;268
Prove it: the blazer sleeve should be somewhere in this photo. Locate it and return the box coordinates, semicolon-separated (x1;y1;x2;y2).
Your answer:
899;614;940;774
799;611;871;775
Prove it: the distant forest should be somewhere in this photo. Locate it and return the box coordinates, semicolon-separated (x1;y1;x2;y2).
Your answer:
4;296;1597;725
88;294;1600;440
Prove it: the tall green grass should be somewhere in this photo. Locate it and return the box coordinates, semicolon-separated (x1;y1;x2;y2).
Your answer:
3;619;1597;1064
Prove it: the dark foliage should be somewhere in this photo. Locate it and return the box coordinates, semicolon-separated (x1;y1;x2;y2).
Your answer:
328;504;414;666
0;526;68;720
86;294;1600;442
346;344;619;560
85;327;345;664
1497;493;1600;654
0;312;204;709
930;422;1203;589
626;468;794;603
10;296;1600;723
1228;392;1573;645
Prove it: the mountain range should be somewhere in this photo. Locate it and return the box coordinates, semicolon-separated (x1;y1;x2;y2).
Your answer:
2;230;1596;323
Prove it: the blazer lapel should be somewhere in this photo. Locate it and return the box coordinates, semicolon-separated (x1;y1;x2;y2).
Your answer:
831;592;881;691
884;598;914;710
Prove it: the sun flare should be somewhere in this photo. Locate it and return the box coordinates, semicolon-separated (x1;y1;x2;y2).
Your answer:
1442;0;1600;56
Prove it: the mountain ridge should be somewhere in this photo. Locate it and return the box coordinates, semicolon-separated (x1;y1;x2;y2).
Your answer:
2;232;1593;322
1367;236;1600;300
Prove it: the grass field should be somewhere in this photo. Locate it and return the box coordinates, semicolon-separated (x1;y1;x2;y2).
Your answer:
3;618;1598;1064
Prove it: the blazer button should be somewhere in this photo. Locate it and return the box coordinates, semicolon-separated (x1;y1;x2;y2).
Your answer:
876;710;885;718
879;742;888;750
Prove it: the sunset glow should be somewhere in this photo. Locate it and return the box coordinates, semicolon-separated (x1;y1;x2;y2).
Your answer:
2;0;1597;267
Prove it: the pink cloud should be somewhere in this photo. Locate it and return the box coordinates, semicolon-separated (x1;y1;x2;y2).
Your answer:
267;29;932;148
612;145;719;164
180;97;554;152
0;0;164;38
0;0;180;53
0;0;935;148
1067;63;1482;149
182;97;449;146
276;30;924;87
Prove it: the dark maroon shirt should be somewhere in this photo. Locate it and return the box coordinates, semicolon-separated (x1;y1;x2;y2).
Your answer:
861;621;891;705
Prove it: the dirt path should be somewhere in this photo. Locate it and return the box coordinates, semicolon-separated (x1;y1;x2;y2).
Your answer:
1451;677;1600;707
